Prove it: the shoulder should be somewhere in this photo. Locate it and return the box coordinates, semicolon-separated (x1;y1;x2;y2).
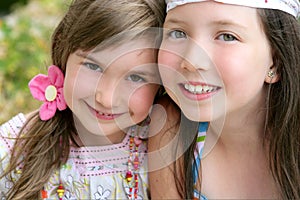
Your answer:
148;95;182;198
0;113;31;157
0;113;26;139
0;114;26;176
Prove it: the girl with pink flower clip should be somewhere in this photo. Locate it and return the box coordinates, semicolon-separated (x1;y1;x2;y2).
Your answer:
0;0;165;199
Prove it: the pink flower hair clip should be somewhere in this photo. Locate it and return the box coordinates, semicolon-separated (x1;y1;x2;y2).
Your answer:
29;65;67;121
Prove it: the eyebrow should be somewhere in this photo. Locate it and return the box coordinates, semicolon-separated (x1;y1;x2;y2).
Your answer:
76;52;98;62
164;18;186;27
128;65;158;77
165;18;247;30
209;20;247;29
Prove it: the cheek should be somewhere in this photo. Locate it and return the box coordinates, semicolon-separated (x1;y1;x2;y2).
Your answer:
63;70;78;108
217;55;267;88
129;85;158;117
64;67;97;108
158;51;181;86
215;55;268;105
158;50;180;70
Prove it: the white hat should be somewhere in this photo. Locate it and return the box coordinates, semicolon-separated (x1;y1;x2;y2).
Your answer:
166;0;300;18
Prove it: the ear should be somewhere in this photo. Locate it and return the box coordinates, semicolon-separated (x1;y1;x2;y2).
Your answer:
265;67;279;84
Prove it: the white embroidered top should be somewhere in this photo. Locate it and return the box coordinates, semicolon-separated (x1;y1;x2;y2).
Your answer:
0;113;149;199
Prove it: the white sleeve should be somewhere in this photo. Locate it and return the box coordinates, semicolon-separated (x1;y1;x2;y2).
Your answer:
0;113;26;196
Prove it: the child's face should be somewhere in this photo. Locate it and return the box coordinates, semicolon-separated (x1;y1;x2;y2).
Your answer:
159;1;273;122
64;40;160;145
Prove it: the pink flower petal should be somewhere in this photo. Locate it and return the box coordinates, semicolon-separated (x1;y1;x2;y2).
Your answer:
28;74;51;101
29;65;67;120
56;88;67;110
39;102;57;121
48;65;64;87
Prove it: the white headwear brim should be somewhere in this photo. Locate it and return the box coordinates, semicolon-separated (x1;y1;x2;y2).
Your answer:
166;0;300;18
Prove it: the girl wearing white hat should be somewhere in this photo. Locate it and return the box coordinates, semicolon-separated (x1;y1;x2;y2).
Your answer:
149;0;300;199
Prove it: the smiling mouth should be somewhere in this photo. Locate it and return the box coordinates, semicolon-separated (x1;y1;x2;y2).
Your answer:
94;110;123;120
96;111;114;117
86;103;123;120
182;83;220;94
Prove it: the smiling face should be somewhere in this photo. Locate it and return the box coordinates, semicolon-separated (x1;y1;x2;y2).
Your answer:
64;40;160;145
159;1;274;122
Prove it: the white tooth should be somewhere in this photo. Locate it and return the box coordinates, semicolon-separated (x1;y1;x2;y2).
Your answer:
203;85;210;92
184;84;189;90
189;85;195;92
195;85;203;93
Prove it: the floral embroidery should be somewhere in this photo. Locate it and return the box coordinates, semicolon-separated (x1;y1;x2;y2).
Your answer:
62;190;77;200
94;185;111;200
28;65;67;120
64;175;86;198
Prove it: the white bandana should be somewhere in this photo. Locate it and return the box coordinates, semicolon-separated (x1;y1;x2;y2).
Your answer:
166;0;300;18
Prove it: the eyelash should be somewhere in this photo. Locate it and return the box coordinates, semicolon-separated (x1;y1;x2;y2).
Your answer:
82;61;147;83
82;62;103;72
216;33;238;42
165;29;239;42
127;74;146;83
166;30;187;39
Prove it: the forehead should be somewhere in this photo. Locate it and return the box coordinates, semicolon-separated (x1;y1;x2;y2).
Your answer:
92;39;156;65
165;2;262;29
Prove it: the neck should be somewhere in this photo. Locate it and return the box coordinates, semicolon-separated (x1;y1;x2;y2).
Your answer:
75;131;127;146
205;103;267;156
73;116;128;146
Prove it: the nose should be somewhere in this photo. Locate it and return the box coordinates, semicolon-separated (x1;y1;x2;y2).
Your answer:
180;59;197;72
180;39;210;72
95;79;119;109
95;91;113;109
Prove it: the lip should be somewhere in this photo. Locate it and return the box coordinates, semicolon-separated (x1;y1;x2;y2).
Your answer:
86;103;123;121
179;82;220;101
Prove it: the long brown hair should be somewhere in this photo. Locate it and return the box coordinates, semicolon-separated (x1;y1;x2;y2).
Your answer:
1;0;166;199
259;9;300;199
176;9;300;200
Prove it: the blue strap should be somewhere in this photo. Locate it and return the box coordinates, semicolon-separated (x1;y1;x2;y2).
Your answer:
192;122;209;199
194;189;209;200
198;122;208;133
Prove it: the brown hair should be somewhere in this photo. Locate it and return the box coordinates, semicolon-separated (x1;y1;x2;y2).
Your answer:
175;9;300;200
1;0;166;199
259;9;300;199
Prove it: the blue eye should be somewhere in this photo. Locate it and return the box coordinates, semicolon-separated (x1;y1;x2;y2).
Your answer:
83;62;103;72
217;33;237;42
127;74;145;83
168;30;187;39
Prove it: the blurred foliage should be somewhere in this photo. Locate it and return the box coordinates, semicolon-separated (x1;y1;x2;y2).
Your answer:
0;0;29;14
0;0;70;124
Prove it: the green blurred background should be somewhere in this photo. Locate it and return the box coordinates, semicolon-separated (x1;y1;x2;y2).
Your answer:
0;0;70;124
